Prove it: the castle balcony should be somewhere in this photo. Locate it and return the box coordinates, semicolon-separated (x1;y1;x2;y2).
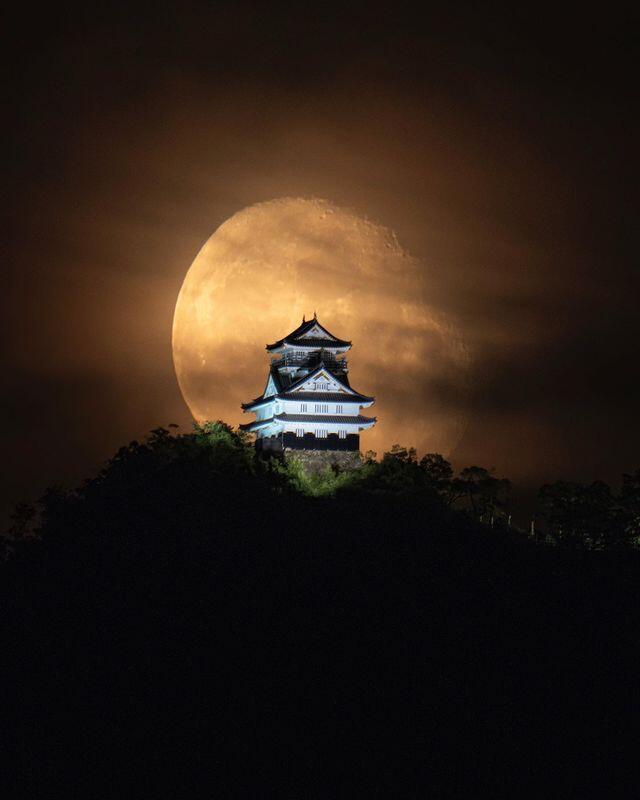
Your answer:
271;351;348;372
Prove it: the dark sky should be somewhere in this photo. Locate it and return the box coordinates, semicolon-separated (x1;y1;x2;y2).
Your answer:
2;3;639;521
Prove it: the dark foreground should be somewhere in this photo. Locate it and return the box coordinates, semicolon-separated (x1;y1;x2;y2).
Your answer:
3;427;640;796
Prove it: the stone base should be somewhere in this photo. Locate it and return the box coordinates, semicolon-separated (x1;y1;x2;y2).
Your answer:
284;448;362;475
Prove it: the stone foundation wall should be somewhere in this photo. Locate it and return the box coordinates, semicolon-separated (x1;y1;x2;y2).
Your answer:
284;448;362;475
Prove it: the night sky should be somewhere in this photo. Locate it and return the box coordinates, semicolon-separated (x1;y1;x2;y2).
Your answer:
3;3;639;521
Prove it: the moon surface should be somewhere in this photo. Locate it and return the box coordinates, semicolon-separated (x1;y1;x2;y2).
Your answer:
172;197;470;457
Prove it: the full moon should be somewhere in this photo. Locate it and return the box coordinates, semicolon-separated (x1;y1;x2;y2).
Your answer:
172;197;470;457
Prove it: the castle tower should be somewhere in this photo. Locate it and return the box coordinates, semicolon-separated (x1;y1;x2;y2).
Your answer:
240;314;376;456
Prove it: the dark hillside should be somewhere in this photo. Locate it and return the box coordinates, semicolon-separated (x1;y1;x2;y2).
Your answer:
3;425;640;796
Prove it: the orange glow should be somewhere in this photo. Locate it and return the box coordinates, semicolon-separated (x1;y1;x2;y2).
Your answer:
172;198;471;457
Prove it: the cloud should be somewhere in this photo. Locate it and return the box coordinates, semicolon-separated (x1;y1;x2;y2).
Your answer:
2;10;639;521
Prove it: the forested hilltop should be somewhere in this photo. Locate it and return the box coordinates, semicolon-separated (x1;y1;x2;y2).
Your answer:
6;421;640;553
3;422;640;796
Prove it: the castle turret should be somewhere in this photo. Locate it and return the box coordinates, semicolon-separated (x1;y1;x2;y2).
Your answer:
240;314;376;454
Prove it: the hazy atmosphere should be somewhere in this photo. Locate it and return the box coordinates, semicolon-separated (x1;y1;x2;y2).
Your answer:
3;4;638;519
5;5;640;795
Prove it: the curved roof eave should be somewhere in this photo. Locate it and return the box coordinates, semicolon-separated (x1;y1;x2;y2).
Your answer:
265;317;351;351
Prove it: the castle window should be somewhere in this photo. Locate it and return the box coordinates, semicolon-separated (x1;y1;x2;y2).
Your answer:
300;403;307;412
314;404;329;413
296;428;304;437
338;430;347;439
315;429;328;438
336;404;343;414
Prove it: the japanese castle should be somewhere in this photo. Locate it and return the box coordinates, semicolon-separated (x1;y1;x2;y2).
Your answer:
240;314;376;453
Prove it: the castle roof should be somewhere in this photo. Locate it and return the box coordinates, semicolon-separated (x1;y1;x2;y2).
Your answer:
241;390;373;411
275;413;376;425
284;363;348;393
242;362;373;411
266;316;351;352
281;391;372;403
240;413;376;431
239;417;274;431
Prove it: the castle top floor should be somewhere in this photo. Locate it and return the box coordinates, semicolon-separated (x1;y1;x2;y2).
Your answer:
265;313;351;355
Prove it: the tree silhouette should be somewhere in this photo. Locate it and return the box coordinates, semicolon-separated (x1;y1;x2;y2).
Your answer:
620;469;640;544
419;453;455;504
2;421;640;796
538;480;630;549
449;466;511;523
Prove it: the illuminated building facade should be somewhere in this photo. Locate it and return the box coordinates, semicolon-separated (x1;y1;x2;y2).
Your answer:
240;314;376;453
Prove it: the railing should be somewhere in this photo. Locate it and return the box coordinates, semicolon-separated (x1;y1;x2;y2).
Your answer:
271;351;348;371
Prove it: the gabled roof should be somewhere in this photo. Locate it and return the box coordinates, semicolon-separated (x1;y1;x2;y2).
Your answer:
242;362;374;411
285;363;352;394
266;315;351;352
